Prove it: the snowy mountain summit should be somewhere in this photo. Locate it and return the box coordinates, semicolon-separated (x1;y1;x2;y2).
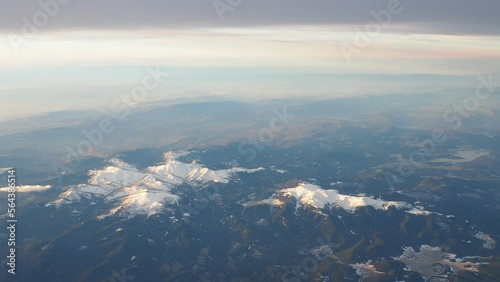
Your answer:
48;151;263;218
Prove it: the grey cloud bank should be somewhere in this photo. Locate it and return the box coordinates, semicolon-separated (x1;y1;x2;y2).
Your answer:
0;0;499;35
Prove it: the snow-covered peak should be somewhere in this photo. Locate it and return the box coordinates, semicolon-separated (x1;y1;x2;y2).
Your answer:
89;160;149;187
162;150;190;160
148;158;263;185
262;182;428;215
48;151;263;218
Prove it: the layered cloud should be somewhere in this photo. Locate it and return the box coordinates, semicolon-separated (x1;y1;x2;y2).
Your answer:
1;0;499;121
1;0;499;35
0;185;52;193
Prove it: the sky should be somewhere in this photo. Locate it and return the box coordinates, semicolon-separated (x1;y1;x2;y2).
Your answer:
0;0;499;119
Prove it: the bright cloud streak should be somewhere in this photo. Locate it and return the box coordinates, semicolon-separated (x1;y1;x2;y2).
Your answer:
1;27;499;75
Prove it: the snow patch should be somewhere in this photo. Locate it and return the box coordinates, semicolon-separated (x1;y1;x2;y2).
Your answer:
393;245;485;281
350;261;384;280
474;232;496;250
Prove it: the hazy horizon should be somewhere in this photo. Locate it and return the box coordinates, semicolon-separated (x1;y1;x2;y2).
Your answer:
1;1;499;119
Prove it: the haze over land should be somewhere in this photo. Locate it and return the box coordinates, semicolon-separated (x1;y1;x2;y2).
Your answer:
1;0;499;119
